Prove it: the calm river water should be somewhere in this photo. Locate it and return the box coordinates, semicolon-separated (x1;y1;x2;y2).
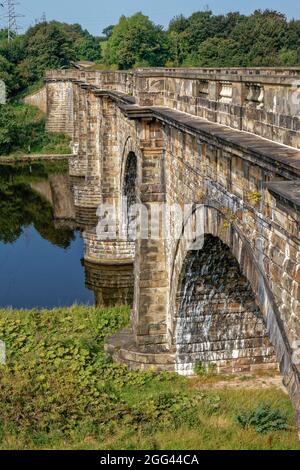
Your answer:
0;162;96;308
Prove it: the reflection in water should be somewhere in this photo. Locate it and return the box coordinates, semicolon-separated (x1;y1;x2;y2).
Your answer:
69;176;99;230
0;163;76;246
83;260;134;307
0;226;93;309
0;162;134;309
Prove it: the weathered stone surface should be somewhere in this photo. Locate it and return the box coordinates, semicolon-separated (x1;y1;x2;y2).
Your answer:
174;235;277;376
24;86;47;113
44;67;300;433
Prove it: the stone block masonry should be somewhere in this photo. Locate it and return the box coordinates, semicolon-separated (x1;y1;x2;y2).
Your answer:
44;66;300;436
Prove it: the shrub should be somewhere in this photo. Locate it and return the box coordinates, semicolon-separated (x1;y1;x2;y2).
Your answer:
235;403;288;434
0;103;70;156
194;361;217;377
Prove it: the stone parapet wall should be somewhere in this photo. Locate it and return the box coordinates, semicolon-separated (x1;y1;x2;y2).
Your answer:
46;67;300;148
24;86;47;113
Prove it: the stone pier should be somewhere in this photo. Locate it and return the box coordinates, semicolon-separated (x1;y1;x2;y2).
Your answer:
45;67;300;432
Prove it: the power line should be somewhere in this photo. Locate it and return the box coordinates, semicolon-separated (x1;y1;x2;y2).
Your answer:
35;11;47;25
2;0;24;42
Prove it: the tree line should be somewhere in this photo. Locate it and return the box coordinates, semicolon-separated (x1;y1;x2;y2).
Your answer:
0;9;300;98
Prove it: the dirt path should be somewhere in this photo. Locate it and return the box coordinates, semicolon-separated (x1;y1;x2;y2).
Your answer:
189;373;287;393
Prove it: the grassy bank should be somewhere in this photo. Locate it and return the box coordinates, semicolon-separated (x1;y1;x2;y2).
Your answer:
0;305;299;450
0;103;71;157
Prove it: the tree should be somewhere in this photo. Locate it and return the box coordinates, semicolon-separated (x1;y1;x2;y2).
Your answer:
23;23;75;79
285;20;300;51
169;15;189;34
103;13;169;69
187;37;244;67
51;22;102;61
102;25;115;39
167;10;243;66
0;104;18;154
230;10;288;66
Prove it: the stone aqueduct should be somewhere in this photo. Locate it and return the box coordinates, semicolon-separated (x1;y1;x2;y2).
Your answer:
41;67;300;427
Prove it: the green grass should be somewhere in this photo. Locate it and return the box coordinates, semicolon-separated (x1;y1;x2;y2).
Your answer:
0;305;299;450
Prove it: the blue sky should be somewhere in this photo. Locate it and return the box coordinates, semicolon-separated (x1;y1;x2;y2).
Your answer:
1;0;299;35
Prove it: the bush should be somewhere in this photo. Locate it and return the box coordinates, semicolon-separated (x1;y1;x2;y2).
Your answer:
0;305;298;449
235;403;288;434
0;103;70;156
194;361;216;377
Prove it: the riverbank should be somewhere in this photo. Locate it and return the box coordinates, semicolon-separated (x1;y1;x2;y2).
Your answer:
0;305;299;450
0;154;72;165
0;103;71;157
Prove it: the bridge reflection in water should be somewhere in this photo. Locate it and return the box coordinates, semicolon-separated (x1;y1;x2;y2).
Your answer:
83;260;133;308
69;175;134;308
0;163;134;309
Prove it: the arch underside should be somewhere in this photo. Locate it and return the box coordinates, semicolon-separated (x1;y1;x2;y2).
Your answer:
122;151;138;240
174;234;277;376
169;204;300;421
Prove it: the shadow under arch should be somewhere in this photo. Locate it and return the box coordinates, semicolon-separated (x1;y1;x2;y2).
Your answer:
120;136;142;199
168;202;300;428
120;136;143;240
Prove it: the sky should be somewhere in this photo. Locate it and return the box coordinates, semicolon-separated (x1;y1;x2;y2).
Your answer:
0;0;299;36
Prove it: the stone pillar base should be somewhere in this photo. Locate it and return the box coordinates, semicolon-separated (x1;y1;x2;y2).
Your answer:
69;156;88;177
73;180;101;208
84;229;135;264
69;175;85;191
75;207;99;229
105;328;176;372
105;329;279;376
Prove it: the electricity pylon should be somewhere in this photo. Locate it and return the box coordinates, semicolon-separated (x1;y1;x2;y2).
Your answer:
3;0;24;42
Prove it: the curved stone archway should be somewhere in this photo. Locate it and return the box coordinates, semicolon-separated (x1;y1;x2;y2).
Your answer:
122;151;138;240
120;136;143;197
174;234;277;376
168;203;300;429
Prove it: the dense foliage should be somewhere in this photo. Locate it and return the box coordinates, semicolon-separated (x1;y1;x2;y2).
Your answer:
0;305;298;450
0;103;70;156
103;13;169;69
105;9;300;69
0;22;102;97
236;403;288;434
1;9;300;98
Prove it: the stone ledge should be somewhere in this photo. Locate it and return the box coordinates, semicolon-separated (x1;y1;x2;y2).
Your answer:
266;181;300;213
84;256;134;266
105;329;280;375
105;328;176;372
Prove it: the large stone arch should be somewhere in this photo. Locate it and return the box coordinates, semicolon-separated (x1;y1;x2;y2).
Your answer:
119;136;143;238
120;137;143;198
168;202;300;427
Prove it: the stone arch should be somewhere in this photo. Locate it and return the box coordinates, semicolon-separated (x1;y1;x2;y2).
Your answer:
120;136;142;195
120;136;143;239
168;203;300;422
174;234;277;375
